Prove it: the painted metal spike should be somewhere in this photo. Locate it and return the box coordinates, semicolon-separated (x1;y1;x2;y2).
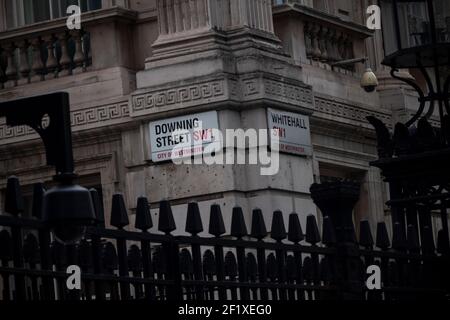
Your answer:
407;225;420;252
266;253;278;281
135;197;153;231
359;220;374;248
288;213;304;243
32;183;45;219
158;200;176;234
23;234;39;265
5;176;24;215
286;255;297;281
102;242;118;272
392;222;407;250
179;249;193;275
152;247;167;275
305;214;321;245
271;210;287;241
90;188;105;228
209;204;226;237
230;206;248;238
127;245;142;274
250;208;267;240
110;194;129;229
375;222;391;249
203;250;216;276
246;253;258;282
421;225;435;254
224;251;238;278
185;202;204;235
302;256;313;282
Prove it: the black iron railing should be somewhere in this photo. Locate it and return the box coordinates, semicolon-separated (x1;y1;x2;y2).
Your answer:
0;177;449;301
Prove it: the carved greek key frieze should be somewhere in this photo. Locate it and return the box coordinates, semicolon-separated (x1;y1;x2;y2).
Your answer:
264;78;314;104
0;101;130;142
314;95;392;126
131;80;226;113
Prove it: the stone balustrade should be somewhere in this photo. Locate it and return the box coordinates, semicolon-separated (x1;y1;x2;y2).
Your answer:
0;7;138;91
304;21;355;68
0;29;91;89
273;3;373;74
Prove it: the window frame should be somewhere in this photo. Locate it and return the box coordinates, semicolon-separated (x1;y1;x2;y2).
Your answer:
4;0;103;29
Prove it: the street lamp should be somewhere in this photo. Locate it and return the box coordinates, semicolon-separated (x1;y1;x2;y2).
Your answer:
380;0;450;131
0;92;96;244
367;1;450;252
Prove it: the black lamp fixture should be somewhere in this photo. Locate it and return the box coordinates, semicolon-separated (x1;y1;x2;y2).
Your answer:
380;0;450;131
0;92;96;244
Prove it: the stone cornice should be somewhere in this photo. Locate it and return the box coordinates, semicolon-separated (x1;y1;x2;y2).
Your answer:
131;74;314;118
313;93;393;130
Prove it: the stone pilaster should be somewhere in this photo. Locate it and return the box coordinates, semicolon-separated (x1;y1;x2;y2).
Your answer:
149;0;279;66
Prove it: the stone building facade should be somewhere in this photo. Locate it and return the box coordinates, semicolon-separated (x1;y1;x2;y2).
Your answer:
0;0;436;237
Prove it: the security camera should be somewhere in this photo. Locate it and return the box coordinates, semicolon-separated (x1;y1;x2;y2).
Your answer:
361;68;379;93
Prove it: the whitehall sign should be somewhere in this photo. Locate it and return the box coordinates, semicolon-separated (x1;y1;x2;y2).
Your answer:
267;108;312;156
149;111;220;162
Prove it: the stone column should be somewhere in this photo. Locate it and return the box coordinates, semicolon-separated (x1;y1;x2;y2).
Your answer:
0;0;6;32
155;0;275;38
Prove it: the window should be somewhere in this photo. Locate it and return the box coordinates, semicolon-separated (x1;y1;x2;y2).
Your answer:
5;0;102;29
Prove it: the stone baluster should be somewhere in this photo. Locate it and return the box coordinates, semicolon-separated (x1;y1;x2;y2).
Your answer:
4;43;18;87
18;40;31;85
336;32;345;61
327;28;338;62
58;32;72;77
324;28;334;63
30;38;45;82
344;36;354;60
43;35;58;79
0;46;6;88
311;23;322;61
304;22;313;60
319;26;328;63
71;30;85;74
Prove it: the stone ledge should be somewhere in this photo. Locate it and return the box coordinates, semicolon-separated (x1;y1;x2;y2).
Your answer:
313;94;392;129
131;74;314;118
0;98;130;145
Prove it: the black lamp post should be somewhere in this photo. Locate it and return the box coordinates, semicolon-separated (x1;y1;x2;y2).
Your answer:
380;0;450;132
0;92;96;244
368;0;450;253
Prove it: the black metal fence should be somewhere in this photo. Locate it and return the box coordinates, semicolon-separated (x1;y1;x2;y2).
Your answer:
0;177;449;301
